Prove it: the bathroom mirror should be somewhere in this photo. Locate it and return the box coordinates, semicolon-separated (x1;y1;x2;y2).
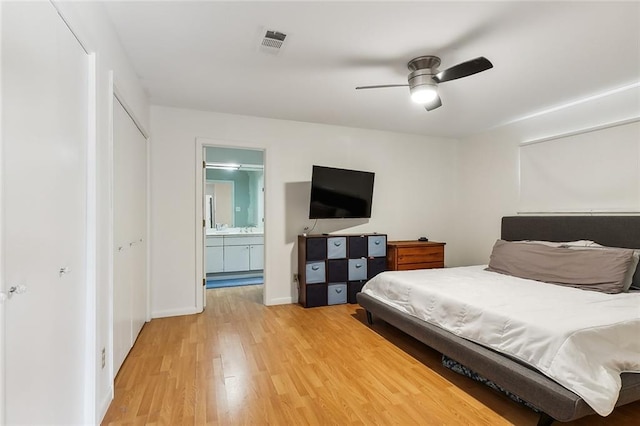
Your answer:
205;180;235;228
205;168;264;229
205;146;264;231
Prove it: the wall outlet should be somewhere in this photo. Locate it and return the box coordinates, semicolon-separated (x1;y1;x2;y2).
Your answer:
293;273;299;283
101;348;106;369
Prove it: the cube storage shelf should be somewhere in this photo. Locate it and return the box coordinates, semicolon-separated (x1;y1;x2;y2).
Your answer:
297;233;387;308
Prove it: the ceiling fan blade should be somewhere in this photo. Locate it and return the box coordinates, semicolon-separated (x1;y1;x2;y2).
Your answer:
424;94;442;111
355;84;409;90
432;57;493;83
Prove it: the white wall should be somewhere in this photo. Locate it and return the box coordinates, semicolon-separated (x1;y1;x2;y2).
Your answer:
150;106;458;312
453;85;640;266
6;2;634;423
52;1;150;422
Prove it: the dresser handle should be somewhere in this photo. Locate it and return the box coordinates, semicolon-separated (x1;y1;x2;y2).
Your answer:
333;241;342;246
311;265;320;271
335;288;343;293
355;263;363;268
374;240;381;245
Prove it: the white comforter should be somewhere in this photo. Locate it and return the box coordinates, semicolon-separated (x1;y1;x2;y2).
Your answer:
362;265;640;416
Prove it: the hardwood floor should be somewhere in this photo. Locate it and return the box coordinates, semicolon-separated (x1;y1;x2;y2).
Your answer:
102;285;640;425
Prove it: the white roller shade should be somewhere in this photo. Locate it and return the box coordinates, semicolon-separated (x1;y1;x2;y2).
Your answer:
519;120;640;213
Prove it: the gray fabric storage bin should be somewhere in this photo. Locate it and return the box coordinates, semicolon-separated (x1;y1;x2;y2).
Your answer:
305;261;326;283
327;236;347;259
305;237;327;260
327;259;348;282
348;258;367;281
327;283;347;305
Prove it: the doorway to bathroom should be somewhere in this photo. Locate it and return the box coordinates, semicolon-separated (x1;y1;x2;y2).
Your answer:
203;146;264;291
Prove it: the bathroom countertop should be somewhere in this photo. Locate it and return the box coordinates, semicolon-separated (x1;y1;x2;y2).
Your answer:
206;229;264;237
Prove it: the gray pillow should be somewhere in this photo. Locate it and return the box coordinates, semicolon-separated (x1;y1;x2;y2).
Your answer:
487;240;636;294
567;246;640;292
521;241;640;291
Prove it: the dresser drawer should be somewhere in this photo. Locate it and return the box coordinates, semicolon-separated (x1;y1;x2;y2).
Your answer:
387;241;446;271
397;246;444;265
396;261;444;270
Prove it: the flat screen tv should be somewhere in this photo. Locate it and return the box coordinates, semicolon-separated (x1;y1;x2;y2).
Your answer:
309;165;375;219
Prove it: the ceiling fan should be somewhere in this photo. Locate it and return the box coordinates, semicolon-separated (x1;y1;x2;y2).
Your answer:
356;56;493;111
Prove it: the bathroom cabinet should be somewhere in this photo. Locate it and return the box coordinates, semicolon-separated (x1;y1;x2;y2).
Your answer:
205;236;224;273
206;234;264;273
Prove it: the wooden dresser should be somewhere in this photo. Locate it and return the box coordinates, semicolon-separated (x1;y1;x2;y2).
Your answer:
386;241;446;271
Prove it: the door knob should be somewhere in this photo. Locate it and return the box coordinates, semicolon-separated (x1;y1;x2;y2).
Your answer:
4;285;27;299
10;285;27;294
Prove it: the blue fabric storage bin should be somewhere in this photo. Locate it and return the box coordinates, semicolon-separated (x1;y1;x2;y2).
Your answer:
368;235;387;257
327;283;347;305
348;258;367;281
327;236;347;259
305;261;326;283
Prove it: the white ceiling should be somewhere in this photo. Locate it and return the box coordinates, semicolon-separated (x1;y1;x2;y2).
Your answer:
103;1;640;138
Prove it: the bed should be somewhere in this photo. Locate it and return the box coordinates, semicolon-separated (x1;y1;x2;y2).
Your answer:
356;216;640;425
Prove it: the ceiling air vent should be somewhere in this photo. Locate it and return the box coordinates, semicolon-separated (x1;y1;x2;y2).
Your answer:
259;30;287;54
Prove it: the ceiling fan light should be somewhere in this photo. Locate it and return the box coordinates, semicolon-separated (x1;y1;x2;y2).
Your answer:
410;85;438;104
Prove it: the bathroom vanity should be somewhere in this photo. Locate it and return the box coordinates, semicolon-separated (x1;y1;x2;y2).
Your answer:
206;230;264;274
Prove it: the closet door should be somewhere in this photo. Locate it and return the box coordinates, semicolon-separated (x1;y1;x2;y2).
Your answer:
113;98;133;374
130;109;147;338
1;2;89;423
113;97;147;375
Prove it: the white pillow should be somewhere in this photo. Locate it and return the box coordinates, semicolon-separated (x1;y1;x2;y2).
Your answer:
521;240;599;247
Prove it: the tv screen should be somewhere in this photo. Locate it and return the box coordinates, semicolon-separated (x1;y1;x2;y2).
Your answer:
309;165;375;219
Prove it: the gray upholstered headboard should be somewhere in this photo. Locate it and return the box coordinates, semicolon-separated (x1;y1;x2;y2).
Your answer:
501;215;640;288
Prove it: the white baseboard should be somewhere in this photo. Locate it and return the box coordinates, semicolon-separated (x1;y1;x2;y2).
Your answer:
97;387;113;424
266;296;293;306
151;306;201;319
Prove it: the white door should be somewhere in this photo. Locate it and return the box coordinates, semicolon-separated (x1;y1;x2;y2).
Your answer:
1;2;89;424
113;98;134;374
130;109;147;340
113;97;147;375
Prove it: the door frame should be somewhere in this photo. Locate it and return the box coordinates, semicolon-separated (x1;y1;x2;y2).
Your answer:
194;139;266;311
